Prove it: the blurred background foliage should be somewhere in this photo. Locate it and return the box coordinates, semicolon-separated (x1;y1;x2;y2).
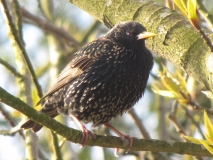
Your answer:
0;0;213;159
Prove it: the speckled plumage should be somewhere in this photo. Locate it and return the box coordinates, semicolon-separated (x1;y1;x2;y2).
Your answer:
21;22;155;149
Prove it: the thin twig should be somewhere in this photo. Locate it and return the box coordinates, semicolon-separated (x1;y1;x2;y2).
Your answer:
1;0;43;99
21;7;80;49
188;100;213;115
0;104;15;127
12;0;23;43
51;131;63;160
0;103;25;139
80;20;101;44
0;57;23;78
198;29;213;52
0;128;23;136
168;101;186;135
196;0;213;29
128;109;151;139
168;101;204;160
184;107;205;139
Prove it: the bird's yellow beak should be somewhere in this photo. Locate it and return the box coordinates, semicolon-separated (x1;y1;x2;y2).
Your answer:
137;32;157;40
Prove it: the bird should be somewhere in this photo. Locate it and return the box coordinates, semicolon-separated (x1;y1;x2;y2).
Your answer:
21;21;156;152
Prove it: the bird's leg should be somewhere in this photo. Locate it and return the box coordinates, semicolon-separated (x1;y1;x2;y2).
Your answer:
104;123;133;155
70;115;96;148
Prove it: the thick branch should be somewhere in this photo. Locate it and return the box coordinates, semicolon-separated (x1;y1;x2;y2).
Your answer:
69;0;213;93
0;87;212;157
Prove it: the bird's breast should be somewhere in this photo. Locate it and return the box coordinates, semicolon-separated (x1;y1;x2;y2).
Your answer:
64;45;153;126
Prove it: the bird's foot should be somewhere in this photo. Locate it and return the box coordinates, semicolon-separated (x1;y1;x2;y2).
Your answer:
114;135;134;157
119;134;133;153
70;115;96;148
79;125;96;148
104;123;134;156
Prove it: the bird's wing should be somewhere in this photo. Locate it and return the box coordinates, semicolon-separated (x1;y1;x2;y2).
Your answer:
37;39;112;104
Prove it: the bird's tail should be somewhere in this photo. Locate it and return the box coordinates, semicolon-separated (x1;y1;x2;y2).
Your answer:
21;103;59;132
21;119;43;132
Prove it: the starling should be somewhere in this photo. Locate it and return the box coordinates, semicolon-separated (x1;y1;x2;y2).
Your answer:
21;21;156;152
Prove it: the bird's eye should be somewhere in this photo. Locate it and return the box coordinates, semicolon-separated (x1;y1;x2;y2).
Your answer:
126;32;133;37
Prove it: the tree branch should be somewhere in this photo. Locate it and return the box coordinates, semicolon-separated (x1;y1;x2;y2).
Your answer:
68;0;213;94
21;7;81;49
197;0;213;28
2;1;40;158
51;130;63;160
0;103;25;139
1;0;43;99
0;86;212;157
0;57;23;78
0;128;22;136
128;109;151;139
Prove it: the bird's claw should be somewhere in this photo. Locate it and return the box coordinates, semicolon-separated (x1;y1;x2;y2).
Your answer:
79;127;96;148
114;135;135;156
124;135;133;153
70;115;96;148
114;148;119;157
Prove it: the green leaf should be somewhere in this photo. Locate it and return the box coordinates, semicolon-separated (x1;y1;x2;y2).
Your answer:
162;65;175;80
182;134;201;144
204;111;213;138
162;76;179;92
187;0;197;19
173;0;187;16
177;72;187;91
152;89;176;98
204;134;213;145
182;111;213;155
199;140;213;155
152;81;166;90
187;0;200;29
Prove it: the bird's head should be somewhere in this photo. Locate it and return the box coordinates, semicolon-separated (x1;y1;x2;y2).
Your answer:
105;22;157;47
